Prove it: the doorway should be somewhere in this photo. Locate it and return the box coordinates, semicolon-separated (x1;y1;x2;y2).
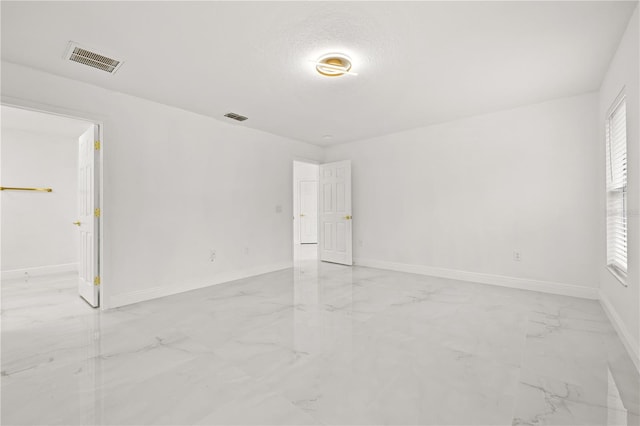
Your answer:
1;105;102;311
293;160;319;261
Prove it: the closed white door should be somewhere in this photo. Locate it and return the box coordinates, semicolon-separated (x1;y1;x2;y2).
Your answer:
77;125;99;307
299;180;318;243
319;160;352;265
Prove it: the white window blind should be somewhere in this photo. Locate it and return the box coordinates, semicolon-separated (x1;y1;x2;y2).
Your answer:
605;96;627;279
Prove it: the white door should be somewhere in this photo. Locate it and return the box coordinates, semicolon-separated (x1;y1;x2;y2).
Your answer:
319;160;352;265
77;125;99;307
299;180;318;243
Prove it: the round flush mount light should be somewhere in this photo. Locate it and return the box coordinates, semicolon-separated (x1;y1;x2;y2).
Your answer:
314;53;357;77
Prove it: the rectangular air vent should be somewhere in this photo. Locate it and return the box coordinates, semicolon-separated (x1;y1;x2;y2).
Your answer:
64;42;123;74
224;112;248;122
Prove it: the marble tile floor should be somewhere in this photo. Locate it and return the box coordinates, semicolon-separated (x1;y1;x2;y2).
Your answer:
293;243;318;261
1;261;639;425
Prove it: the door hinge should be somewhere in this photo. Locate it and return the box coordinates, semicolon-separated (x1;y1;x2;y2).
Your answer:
94;141;101;150
94;276;101;286
94;208;101;217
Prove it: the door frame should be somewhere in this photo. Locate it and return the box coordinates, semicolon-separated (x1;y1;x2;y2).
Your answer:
2;96;106;309
292;158;320;259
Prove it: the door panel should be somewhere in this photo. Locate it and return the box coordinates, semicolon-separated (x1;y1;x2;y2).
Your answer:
323;183;332;212
336;223;346;251
78;125;99;307
319;160;352;265
299;180;317;243
336;183;345;211
324;223;333;250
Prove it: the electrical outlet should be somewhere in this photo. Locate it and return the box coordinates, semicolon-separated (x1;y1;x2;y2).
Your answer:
244;247;250;255
513;251;522;262
275;205;282;213
209;250;216;262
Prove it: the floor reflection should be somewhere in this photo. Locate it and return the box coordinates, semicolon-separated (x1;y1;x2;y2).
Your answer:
608;367;628;425
2;266;639;425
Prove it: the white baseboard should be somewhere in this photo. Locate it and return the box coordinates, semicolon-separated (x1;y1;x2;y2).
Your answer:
599;291;640;373
353;258;600;300
1;263;78;280
104;261;293;309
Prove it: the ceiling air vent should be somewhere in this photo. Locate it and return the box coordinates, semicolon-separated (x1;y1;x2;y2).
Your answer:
64;42;123;74
224;112;248;122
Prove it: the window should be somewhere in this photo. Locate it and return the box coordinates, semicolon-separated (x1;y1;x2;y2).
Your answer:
606;94;628;284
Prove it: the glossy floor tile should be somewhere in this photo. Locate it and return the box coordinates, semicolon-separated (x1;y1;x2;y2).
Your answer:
2;261;638;425
294;242;318;260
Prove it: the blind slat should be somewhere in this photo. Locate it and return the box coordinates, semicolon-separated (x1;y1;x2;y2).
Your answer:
606;97;627;276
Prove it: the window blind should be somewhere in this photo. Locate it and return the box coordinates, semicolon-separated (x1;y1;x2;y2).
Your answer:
606;97;627;277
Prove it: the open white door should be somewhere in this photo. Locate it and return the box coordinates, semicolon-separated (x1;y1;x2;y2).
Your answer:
319;160;352;265
300;180;318;243
77;124;100;307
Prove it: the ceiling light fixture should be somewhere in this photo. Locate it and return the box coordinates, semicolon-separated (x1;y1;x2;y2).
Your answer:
314;53;357;77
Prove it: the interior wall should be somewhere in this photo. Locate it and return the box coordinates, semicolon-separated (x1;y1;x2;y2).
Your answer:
1;61;323;308
293;161;319;244
325;93;600;291
1;128;80;272
598;6;639;363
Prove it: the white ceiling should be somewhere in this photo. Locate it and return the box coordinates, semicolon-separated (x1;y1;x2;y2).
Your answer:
1;105;92;139
1;1;636;146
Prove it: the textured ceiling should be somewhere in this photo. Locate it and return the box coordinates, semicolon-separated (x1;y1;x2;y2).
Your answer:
1;1;636;146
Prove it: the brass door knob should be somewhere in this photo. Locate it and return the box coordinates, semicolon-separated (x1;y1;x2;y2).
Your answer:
344;215;352;220
73;221;81;226
300;214;305;217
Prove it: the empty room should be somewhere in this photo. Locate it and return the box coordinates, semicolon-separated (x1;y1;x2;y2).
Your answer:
1;1;639;425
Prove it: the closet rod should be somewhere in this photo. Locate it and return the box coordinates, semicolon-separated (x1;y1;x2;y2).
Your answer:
0;187;53;192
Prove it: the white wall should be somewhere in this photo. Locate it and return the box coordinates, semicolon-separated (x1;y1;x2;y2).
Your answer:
1;128;80;272
325;93;600;294
293;161;319;244
1;61;323;308
598;6;639;366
